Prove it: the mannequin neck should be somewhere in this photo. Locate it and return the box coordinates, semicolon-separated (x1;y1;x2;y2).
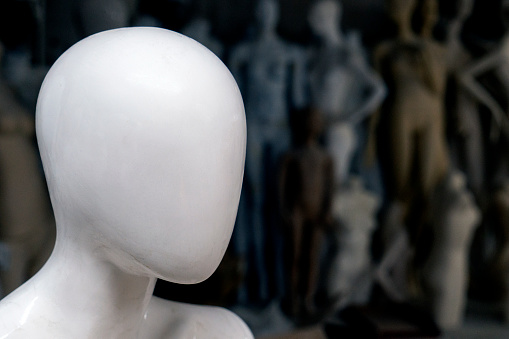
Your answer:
318;26;343;47
35;228;156;338
396;16;415;42
447;20;462;42
257;27;278;43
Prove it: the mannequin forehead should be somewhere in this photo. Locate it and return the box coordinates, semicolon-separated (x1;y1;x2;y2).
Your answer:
37;28;240;149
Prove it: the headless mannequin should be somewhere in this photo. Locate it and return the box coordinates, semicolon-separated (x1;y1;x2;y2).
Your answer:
0;28;253;339
229;0;306;303
307;0;386;186
328;176;379;307
0;42;54;297
278;107;333;318
422;171;480;329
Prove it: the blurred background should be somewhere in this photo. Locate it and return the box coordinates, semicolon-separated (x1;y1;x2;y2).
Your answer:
1;0;509;338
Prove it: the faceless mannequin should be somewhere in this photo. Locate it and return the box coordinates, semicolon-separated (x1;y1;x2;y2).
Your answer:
229;0;306;304
460;0;509;181
0;42;54;297
278;107;334;318
460;2;509;320
327;176;380;308
0;27;252;339
374;0;449;241
308;0;386;186
372;0;451;301
444;0;485;203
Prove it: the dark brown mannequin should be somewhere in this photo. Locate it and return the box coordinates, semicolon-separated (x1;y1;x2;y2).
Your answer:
279;107;333;317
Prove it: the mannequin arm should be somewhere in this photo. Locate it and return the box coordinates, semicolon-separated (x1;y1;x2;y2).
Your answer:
363;43;389;166
460;52;509;139
347;61;387;125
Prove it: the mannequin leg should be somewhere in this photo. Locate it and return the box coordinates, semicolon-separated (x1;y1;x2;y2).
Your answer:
288;211;304;316
388;116;414;202
304;222;323;314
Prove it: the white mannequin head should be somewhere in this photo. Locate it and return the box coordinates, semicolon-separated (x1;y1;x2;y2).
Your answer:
36;27;246;284
308;0;341;41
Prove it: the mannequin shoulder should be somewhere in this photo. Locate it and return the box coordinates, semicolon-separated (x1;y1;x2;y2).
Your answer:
0;285;56;338
140;296;254;339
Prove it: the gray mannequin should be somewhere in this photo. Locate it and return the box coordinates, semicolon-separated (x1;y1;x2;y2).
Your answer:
307;0;386;186
229;0;307;303
445;0;485;202
460;0;509;321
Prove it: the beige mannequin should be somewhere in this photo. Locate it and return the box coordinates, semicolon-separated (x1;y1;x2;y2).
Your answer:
374;0;449;243
370;0;450;300
278;107;333;318
0;42;54;297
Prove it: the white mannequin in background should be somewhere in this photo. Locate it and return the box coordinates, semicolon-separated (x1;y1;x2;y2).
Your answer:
0;27;252;339
229;0;306;303
327;176;380;307
445;0;485;202
422;171;480;329
307;0;386;186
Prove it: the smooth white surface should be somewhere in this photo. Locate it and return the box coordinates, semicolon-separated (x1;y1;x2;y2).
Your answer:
0;27;251;338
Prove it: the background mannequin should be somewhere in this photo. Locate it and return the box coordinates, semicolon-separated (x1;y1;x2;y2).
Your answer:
460;0;509;319
229;0;306;304
422;171;480;329
0;27;252;339
373;0;450;290
445;0;485;203
327;176;380;308
278;107;333;318
307;0;386;187
0;41;54;297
